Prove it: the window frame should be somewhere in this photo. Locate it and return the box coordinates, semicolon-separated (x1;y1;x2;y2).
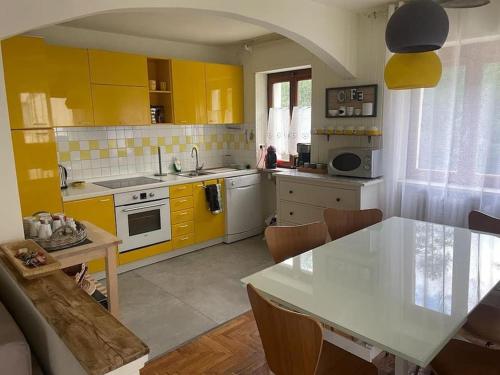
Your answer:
267;68;312;116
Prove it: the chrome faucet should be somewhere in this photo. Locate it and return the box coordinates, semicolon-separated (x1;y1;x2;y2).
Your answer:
191;145;203;173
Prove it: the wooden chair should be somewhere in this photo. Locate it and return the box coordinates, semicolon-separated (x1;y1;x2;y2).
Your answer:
323;208;383;241
247;284;377;375
431;339;500;375
264;222;328;264
462;211;500;347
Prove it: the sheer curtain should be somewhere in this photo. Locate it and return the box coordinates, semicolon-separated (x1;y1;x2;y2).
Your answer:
382;6;500;227
266;106;311;160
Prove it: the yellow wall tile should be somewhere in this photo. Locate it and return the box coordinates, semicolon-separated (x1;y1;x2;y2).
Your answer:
126;138;134;147
158;137;165;146
100;149;109;158
89;140;99;149
217;142;223;150
206;143;212;151
59;152;70;162
143;138;150;146
69;141;80;151
179;144;186;152
165;145;173;153
118;149;127;157
172;136;179;145
134;148;143;156
186;136;192;144
80;150;91;160
108;140;117;148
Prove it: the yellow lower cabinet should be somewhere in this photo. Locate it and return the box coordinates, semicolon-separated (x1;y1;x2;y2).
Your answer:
170;183;193;199
63;195;116;273
172;221;194;237
171;208;194;224
170;196;194;211
119;241;173;265
193;179;225;244
172;234;195;249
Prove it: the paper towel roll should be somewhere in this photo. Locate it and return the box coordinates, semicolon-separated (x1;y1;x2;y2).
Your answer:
362;102;374;116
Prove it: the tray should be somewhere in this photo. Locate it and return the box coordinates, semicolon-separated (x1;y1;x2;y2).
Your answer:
30;221;88;252
0;239;61;279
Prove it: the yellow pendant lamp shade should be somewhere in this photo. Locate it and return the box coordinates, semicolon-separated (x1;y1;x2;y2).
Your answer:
385;52;442;90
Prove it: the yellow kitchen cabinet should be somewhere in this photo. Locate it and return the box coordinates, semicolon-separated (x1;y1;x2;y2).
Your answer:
172;221;195;238
119;242;173;266
11;129;62;216
193;179;225;243
1;36;52;129
171;208;194;224
172;234;195;249
92;85;150;126
47;45;94;127
63;195;116;273
88;49;148;87
205;63;243;124
170;183;193;199
171;60;207;124
170;196;194;212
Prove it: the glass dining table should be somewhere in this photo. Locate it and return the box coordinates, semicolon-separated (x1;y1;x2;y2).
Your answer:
242;216;500;374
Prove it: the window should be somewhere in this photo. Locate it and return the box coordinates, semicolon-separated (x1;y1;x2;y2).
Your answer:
266;68;312;161
406;40;500;189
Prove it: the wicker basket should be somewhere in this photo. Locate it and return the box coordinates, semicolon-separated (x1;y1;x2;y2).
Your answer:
29;221;88;252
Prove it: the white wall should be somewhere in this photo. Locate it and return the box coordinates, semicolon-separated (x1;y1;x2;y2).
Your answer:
0;46;24;242
238;11;387;167
30;25;240;64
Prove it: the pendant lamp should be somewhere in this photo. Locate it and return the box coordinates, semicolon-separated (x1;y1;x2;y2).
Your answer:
386;0;449;53
384;52;442;90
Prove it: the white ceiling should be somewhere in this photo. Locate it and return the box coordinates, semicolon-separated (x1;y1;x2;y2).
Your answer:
62;9;273;46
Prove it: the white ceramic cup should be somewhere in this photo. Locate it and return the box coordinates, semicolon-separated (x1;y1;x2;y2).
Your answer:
328;109;339;117
354;108;362;116
338;106;346;116
347;106;354;116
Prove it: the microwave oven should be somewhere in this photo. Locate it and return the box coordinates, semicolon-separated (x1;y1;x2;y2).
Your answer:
328;148;383;178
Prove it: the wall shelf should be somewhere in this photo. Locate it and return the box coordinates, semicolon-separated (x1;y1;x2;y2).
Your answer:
313;132;382;143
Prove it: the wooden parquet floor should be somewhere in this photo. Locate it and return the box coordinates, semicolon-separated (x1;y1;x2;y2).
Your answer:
141;311;270;375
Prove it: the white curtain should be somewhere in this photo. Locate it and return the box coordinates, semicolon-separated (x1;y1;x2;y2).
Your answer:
382;6;500;227
266;106;311;160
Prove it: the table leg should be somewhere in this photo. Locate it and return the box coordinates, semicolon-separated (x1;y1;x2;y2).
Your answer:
395;356;410;375
105;246;119;319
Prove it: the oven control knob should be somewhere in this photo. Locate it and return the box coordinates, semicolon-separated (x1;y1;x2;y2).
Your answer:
132;195;139;200
363;165;371;170
364;157;372;164
149;192;155;198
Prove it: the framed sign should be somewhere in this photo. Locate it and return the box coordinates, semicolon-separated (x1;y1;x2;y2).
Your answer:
325;84;378;118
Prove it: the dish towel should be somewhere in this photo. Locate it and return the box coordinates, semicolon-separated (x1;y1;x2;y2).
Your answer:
205;184;223;214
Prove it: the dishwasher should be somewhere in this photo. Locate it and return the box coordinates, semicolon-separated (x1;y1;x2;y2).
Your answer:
224;173;263;243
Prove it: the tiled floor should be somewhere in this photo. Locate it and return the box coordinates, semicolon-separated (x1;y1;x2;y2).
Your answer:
115;235;274;359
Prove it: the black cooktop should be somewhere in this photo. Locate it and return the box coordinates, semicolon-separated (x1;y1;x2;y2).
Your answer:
94;177;162;189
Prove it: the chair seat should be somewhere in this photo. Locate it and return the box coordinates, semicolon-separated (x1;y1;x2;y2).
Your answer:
431;339;500;375
463;304;500;346
316;341;377;375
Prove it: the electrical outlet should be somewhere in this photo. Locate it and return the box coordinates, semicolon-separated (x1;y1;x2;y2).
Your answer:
259;144;265;149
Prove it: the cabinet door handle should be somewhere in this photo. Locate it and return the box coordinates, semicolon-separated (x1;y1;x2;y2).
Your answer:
178;199;187;203
178;224;189;228
179;212;188;216
336;198;341;202
99;198;111;203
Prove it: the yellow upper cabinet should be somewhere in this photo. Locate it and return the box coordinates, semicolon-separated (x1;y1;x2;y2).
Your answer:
171;60;207;125
1;36;52;130
205;63;243;124
11;129;62;216
47;45;94;127
92;85;150;126
88;49;148;87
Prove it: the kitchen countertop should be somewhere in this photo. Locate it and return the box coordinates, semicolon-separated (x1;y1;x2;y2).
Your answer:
62;169;260;202
274;169;383;187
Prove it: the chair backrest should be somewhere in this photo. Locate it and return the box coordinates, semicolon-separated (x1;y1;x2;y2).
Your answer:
247;284;324;375
323;208;383;241
469;211;500;235
265;222;328;264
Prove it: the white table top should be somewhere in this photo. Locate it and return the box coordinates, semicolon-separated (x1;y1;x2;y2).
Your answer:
242;217;500;367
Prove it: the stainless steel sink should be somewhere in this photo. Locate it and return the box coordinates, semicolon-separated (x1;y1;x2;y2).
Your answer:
176;170;211;178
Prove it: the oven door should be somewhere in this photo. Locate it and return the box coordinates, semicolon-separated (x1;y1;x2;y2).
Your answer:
115;198;171;253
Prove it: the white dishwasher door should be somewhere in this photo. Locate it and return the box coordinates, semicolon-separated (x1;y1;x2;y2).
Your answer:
224;174;263;243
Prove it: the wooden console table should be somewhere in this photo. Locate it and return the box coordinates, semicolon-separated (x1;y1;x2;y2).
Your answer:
50;221;121;318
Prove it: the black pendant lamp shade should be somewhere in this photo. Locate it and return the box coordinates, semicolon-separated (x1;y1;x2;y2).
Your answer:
386;0;449;53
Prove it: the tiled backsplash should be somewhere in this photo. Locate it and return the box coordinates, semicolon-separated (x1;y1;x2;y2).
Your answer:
55;125;251;180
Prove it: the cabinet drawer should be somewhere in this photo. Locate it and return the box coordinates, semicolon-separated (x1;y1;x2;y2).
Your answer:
279;200;325;225
172;233;195;250
171;208;193;224
279;180;358;209
172;221;194;237
170;184;193;198
171;196;194;211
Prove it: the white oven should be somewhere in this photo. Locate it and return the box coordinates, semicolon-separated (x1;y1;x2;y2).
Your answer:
114;187;171;253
